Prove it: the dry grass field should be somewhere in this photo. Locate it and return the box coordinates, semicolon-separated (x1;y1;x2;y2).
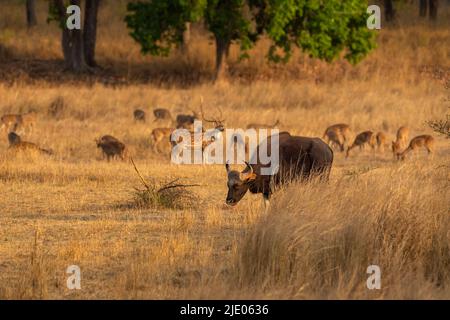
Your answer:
0;1;449;299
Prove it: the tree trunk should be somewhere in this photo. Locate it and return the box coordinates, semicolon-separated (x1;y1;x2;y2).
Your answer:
70;26;85;72
83;0;100;67
26;0;37;28
420;0;428;17
384;0;395;22
429;0;439;20
54;0;87;72
214;36;230;81
181;21;191;55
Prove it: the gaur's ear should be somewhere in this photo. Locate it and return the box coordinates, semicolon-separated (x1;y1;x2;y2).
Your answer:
225;161;230;173
244;172;257;182
241;161;256;181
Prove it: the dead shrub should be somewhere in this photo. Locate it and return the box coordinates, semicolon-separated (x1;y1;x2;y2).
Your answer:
131;158;200;210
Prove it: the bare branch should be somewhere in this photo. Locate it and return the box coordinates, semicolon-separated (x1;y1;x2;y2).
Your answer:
130;157;150;191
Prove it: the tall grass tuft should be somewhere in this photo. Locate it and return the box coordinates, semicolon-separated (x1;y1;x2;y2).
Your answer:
233;161;450;299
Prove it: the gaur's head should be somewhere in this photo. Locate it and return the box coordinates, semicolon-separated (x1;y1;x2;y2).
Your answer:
225;162;257;206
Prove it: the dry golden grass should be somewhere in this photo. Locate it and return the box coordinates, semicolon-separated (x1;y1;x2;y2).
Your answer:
0;1;449;299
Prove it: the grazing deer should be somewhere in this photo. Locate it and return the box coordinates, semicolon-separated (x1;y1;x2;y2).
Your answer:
176;111;198;129
1;111;36;135
153;108;172;122
246;119;280;130
346;131;376;158
151;127;173;153
199;98;225;132
95;135;128;161
394;135;434;160
1;114;21;133
170;101;225;161
133;109;146;122
322;123;352;152
8;132;52;155
175;97;204;129
17;111;37;134
392;126;409;158
376;131;387;151
48;96;65;119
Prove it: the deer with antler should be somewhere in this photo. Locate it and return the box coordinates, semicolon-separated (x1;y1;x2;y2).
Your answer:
199;96;225;134
170;96;226;161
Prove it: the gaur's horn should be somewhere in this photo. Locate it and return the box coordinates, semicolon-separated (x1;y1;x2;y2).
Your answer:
240;162;254;180
244;161;253;174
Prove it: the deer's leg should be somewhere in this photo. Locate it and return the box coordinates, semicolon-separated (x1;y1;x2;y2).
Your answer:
345;146;352;158
339;141;345;152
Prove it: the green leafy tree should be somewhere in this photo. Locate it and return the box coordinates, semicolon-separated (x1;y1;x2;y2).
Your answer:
250;0;376;64
126;0;376;81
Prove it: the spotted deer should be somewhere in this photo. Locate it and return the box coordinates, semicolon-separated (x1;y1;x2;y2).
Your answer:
133;109;146;122
391;126;409;158
1;111;37;135
8;132;52;155
151;127;173;153
175;97;204;129
394;135;434;160
170;100;225;160
346;131;376;158
1;114;21;133
376;131;387;151
153;108;172;122
322;123;352;152
18;111;37;134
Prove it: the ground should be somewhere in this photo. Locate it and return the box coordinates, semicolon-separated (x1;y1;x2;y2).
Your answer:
0;0;448;299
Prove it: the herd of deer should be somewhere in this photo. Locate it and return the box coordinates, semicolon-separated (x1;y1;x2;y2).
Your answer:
0;111;54;155
0;100;435;162
322;123;434;160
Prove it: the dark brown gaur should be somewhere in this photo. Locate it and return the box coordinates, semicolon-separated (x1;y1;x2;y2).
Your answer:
225;132;333;208
95;135;128;161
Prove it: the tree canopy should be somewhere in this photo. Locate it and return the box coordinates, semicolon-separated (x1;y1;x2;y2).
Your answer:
127;0;377;79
